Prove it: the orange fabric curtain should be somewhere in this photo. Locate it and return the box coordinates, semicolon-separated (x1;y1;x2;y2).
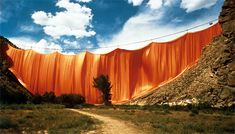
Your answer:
5;23;221;104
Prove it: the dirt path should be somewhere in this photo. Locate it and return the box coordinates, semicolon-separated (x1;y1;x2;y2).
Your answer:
69;109;144;134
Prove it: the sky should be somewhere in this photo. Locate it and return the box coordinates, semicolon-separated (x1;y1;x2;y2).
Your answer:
0;0;224;54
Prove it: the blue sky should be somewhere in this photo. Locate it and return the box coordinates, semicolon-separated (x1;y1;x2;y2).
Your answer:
0;0;224;54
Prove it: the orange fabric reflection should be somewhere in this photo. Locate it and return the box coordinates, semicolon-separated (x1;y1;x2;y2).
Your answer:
5;23;221;104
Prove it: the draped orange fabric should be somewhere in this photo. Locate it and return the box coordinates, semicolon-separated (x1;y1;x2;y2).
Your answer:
5;23;221;104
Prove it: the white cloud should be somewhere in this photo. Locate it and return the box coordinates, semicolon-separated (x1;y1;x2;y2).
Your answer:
171;17;183;23
128;0;175;9
63;39;81;49
147;0;163;10
36;39;62;53
95;1;219;54
20;25;40;32
32;0;95;39
128;0;144;6
9;37;36;48
94;9;164;53
31;11;49;25
76;0;92;2
163;0;178;6
9;37;62;54
8;36;94;55
180;0;218;13
63;51;76;55
86;40;94;49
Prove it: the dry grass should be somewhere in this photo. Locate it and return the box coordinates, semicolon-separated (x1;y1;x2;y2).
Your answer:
0;104;99;134
0;104;234;134
82;107;235;134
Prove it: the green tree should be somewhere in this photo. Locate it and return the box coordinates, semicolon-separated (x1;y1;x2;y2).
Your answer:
93;74;112;105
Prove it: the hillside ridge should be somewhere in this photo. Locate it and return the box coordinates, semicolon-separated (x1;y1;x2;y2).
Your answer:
0;36;32;104
128;0;235;107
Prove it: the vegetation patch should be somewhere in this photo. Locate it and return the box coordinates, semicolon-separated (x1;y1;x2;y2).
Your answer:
82;105;235;134
0;117;18;129
29;92;85;108
0;105;99;133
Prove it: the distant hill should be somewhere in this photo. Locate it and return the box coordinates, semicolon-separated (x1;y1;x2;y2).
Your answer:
0;36;32;104
128;0;235;107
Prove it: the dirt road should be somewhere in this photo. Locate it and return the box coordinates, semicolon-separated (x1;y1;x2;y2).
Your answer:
69;109;144;134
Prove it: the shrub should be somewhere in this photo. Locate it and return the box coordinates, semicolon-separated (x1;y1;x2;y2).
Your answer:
0;117;18;129
31;94;43;104
56;94;85;108
162;104;170;110
221;104;235;112
187;104;193;110
190;108;199;116
30;92;85;107
42;91;56;103
197;102;212;110
164;109;171;114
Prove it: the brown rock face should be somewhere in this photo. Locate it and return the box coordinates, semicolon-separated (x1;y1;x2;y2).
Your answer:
128;0;235;107
219;0;235;39
217;0;235;88
0;36;32;104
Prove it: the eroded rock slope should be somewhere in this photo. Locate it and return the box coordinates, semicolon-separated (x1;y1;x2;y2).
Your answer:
129;0;235;107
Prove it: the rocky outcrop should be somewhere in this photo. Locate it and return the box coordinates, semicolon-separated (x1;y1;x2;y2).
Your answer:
0;36;32;104
128;0;235;107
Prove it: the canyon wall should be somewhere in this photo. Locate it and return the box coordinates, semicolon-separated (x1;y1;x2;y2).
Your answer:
4;23;221;104
129;0;235;107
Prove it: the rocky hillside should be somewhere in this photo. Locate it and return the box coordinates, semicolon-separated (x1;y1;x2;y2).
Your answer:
128;0;235;107
0;36;32;104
